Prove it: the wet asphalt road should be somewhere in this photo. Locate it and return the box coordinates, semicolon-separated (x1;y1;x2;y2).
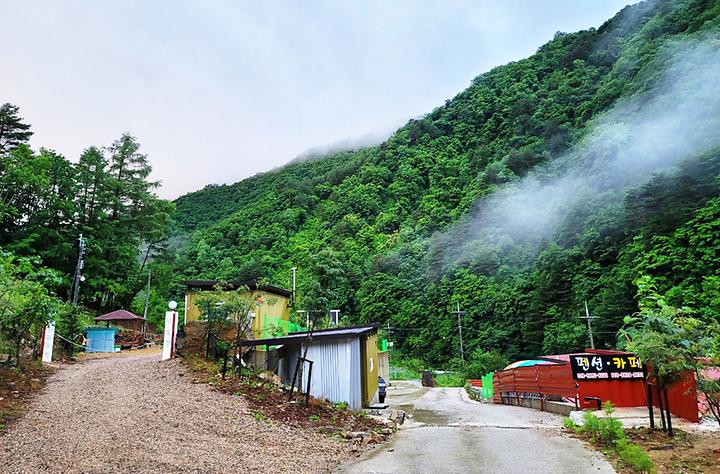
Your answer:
339;381;615;474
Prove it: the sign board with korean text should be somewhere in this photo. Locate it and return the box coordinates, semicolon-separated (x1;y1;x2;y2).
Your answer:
41;321;55;363
569;353;645;381
162;311;178;361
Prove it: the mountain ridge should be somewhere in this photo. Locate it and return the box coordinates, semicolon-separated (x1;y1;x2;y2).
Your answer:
172;0;720;363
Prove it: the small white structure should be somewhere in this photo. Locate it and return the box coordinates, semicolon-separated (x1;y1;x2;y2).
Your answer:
41;321;55;363
162;302;179;361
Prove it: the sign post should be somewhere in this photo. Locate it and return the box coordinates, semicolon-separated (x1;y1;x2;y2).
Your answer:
162;310;178;361
41;321;55;363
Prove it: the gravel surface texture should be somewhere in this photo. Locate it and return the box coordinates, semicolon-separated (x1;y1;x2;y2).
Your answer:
1;351;352;473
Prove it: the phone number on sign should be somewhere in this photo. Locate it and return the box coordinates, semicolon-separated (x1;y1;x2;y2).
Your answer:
576;371;644;380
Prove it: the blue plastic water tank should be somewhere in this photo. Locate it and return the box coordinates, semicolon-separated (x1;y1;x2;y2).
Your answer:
86;327;117;353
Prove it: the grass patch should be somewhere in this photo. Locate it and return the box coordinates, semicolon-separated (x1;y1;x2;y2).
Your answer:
434;372;465;387
184;354;220;374
390;365;421;380
564;402;653;473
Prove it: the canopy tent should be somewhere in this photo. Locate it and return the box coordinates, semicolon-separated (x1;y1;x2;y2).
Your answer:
94;309;146;333
504;359;564;370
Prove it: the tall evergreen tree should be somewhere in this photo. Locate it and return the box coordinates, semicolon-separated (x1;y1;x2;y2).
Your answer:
0;103;33;154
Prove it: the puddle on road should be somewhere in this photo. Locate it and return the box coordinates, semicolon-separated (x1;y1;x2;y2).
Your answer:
393;402;451;426
412;409;451;425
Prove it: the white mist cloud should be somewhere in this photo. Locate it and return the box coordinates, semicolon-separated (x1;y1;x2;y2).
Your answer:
436;35;720;270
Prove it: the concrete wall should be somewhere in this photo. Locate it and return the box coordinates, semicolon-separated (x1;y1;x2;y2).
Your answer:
377;351;389;384
501;396;576;416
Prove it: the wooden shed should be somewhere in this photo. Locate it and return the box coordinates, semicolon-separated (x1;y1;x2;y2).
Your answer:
94;309;146;333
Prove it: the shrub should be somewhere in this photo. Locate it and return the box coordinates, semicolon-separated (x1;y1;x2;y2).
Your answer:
576;402;653;473
434;372;465;387
563;417;577;430
580;411;600;436
617;439;653;473
463;349;508;379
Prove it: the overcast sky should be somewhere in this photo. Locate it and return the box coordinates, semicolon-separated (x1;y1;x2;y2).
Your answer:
1;1;632;198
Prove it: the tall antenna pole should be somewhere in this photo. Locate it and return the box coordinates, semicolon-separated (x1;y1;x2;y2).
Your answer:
581;301;596;349
453;302;466;362
71;234;86;305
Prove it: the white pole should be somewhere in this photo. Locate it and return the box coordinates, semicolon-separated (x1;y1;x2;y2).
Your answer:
161;311;177;361
291;267;297;305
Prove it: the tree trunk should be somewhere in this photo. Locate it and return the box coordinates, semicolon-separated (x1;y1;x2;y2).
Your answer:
664;389;674;437
646;382;655;430
656;383;667;432
15;337;21;369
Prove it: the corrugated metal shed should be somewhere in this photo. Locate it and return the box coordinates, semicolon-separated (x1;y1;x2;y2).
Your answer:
302;338;362;409
267;325;379;410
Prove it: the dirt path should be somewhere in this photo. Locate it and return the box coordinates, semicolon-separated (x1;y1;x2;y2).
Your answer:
1;351;351;473
339;381;615;474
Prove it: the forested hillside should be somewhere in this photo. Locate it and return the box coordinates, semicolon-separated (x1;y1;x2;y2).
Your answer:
173;0;720;364
5;0;717;369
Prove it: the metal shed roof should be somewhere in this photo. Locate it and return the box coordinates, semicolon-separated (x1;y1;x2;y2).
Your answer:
238;323;379;347
180;279;292;298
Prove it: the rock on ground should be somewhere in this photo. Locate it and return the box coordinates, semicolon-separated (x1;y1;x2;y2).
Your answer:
0;352;351;473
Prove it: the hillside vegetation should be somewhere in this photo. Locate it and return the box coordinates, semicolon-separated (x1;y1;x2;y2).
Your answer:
3;0;719;368
173;0;720;363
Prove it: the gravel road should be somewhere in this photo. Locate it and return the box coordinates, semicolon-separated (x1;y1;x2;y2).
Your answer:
1;351;351;473
340;381;615;474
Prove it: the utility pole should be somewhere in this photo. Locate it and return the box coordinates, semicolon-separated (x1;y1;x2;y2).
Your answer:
290;267;297;305
143;269;152;320
71;234;86;305
579;301;596;349
453;302;466;362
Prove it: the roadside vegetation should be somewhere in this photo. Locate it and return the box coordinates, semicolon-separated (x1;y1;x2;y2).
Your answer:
390;349;507;387
564;403;652;473
564;401;720;474
183;354;386;439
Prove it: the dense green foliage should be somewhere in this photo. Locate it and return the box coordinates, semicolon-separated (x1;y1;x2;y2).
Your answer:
0;104;174;348
0;252;69;367
2;1;719;370
173;0;720;365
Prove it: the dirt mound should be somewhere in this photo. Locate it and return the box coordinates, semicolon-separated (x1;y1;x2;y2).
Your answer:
177;321;243;357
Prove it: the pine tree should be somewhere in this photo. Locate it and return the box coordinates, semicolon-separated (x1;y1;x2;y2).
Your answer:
0;103;33;154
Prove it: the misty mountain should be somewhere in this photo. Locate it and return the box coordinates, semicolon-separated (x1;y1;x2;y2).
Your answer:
173;0;720;363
